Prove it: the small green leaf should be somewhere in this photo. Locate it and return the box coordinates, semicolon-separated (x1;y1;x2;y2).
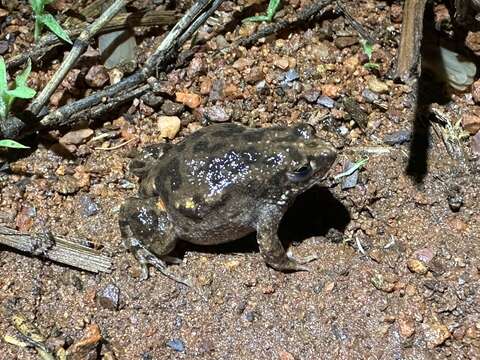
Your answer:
6;86;36;99
361;39;374;60
38;13;72;44
0;56;7;92
364;62;380;70
29;0;43;15
0;139;30;149
15;58;32;88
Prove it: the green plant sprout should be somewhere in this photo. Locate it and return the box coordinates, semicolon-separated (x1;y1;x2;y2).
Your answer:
29;0;72;43
0;139;29;148
0;57;34;149
0;56;36;122
333;158;368;181
360;39;380;71
243;0;281;23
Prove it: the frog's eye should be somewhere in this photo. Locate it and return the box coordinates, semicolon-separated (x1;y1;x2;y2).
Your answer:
287;163;313;182
294;123;316;139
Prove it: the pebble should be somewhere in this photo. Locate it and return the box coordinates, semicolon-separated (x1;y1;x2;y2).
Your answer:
390;3;403;23
97;283;120;310
175;92;202;108
334;36;358;49
0;40;9;55
66;324;102;359
60;129;94;145
398;317;415;338
383;129;411;145
244;311;255;322
423;318;451;348
108;68;123;85
79;195;99;216
466;31;480;56
279;351;295;360
341;161;359;190
447;185;463;212
274;57;290;70
210;79;225;101
245;66;264;84
407;259;428;274
166;339;185;352
371;273;395;293
141;93;163;108
203;106;230;123
302;90;320;103
412;248;434;263
256;80;268;95
368;77;389;94
161;100;184;116
361;88;379;103
187;56;205;77
54;175;80;195
85;65;109;88
317;95;335;108
472;131;480;154
471;80;480;103
461;112;480;135
158;116;181;139
321;84;340;99
283;69;300;83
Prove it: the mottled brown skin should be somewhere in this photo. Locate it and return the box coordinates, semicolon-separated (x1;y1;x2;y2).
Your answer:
119;123;336;281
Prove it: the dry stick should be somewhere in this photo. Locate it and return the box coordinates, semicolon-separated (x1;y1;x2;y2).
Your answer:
335;0;376;44
394;0;427;82
39;0;225;130
0;225;112;273
29;0;129;116
6;10;179;71
238;0;334;48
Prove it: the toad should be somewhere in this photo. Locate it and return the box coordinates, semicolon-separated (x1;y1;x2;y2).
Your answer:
119;123;336;283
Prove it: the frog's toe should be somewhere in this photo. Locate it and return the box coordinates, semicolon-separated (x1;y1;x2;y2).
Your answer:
266;257;311;272
286;251;318;265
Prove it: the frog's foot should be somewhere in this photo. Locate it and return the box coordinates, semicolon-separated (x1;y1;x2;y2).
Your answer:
133;242;192;287
286;250;318;265
265;256;311;272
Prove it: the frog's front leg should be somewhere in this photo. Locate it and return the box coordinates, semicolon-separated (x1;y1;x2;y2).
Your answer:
119;197;190;285
256;205;317;271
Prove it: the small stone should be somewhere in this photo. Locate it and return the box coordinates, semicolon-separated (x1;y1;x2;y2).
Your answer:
245;66;264;84
200;77;213;95
471;131;480;154
317;95;335;108
466;31;480;56
284;69;299;82
423;318;451;348
49;90;65;107
244;311;255;322
407;258;428;275
141;93;163;108
108;68;123;85
97;283;120;310
203;106;230;123
362;88;379;103
161;100;184;116
412;248;435;263
321;84;340;98
341;161;359;190
224;83;241;99
187;56;205;77
462;112;480;135
383;129;411;145
232;57;254;71
85;65;109;88
256;80;268;95
0;40;9;55
79;195;99;216
471;80;480;104
60;129;94;145
54;176;80;195
210;79;225;101
371;274;395;293
166;339;185;352
302;90;320;103
215;35;229;49
279;350;295;360
390;3;403;23
66;324;102;360
398;317;415;338
158;116;181;139
368;77;389;94
334;36;358;49
274;57;290;70
175;92;202;109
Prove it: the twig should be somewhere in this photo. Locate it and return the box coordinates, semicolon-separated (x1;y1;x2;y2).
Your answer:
95;136;137;150
394;0;427;82
38;0;225;130
238;0;334;48
29;0;129;116
6;11;179;71
0;224;112;273
335;0;376;44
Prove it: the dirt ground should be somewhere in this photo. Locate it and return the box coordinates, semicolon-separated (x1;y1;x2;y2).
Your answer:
1;0;480;358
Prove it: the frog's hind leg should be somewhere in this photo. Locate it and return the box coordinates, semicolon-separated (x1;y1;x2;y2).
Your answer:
256;206;317;272
119;198;190;286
